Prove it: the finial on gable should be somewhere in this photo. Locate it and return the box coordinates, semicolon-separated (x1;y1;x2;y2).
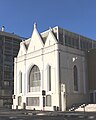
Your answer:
34;22;37;29
49;27;52;31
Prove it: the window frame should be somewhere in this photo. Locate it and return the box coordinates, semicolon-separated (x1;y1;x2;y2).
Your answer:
29;65;41;92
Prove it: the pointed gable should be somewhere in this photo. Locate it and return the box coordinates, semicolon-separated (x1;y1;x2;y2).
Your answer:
17;41;27;57
45;28;57;47
27;23;44;53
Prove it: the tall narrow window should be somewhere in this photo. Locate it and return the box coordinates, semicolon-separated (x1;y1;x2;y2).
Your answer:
47;65;51;91
73;65;78;91
19;71;22;93
29;65;41;92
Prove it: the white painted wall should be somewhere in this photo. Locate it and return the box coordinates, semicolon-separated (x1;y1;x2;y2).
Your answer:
59;44;89;108
12;25;88;111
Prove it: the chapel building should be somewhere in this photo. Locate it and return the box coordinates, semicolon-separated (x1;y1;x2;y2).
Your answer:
12;23;96;111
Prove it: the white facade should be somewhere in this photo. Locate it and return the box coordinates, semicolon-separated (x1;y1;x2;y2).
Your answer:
12;24;89;111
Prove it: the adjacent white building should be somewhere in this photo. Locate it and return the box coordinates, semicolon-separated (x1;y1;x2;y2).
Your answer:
12;23;96;111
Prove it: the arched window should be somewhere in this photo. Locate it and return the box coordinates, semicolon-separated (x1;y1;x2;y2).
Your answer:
18;96;22;106
29;65;41;92
73;65;78;91
46;95;52;106
19;71;22;93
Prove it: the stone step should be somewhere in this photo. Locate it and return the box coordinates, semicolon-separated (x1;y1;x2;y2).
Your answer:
75;104;96;112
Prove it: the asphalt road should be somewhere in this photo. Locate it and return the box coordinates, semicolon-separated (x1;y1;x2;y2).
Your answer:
0;108;96;120
0;115;96;120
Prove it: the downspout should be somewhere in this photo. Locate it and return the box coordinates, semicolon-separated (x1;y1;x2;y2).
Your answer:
58;51;61;111
57;27;61;110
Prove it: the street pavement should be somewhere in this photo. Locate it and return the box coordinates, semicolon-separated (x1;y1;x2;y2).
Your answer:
0;108;96;120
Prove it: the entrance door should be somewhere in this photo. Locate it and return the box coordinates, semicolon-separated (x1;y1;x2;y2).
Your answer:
90;93;94;103
90;91;96;103
94;92;96;103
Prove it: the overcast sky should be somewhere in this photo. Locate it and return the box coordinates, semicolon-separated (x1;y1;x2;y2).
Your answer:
0;0;96;39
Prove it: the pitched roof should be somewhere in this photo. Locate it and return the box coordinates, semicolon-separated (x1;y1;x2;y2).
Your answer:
23;26;58;50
